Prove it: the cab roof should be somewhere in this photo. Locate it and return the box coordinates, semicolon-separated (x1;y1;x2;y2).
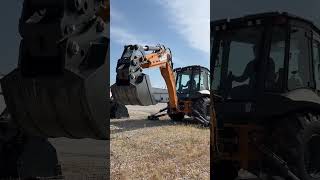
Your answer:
211;12;320;34
174;65;209;73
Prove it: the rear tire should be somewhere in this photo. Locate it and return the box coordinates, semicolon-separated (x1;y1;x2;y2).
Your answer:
270;112;320;180
192;97;210;126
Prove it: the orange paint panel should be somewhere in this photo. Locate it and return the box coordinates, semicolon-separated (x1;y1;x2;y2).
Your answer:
139;49;178;111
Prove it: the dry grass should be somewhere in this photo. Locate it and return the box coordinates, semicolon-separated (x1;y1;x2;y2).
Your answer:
111;104;210;180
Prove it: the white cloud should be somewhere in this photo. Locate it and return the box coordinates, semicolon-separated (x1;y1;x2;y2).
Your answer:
110;6;148;45
110;26;153;45
156;0;210;54
110;7;141;45
110;7;124;22
172;57;187;67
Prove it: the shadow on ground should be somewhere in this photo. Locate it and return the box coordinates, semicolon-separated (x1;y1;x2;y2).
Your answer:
110;118;176;134
110;117;207;134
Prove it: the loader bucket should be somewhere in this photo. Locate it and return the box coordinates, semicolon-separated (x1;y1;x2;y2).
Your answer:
0;67;109;140
1;0;110;140
111;73;156;106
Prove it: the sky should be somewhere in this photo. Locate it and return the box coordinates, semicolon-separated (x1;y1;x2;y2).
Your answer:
1;1;320;87
110;0;210;88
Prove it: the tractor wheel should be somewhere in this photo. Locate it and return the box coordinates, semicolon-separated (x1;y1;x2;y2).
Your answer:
168;112;185;121
192;97;210;126
270;112;320;180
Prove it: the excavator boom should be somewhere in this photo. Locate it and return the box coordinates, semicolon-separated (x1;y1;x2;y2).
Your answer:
111;44;178;109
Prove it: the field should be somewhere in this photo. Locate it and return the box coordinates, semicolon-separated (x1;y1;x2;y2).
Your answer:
110;104;210;180
2;96;209;179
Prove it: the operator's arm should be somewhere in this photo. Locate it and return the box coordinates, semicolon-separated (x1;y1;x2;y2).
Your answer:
182;81;190;88
232;61;254;82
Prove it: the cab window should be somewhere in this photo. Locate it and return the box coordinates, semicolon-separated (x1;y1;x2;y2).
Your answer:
288;26;311;90
265;26;286;91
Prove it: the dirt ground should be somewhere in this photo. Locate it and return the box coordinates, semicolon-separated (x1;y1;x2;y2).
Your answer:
111;104;210;180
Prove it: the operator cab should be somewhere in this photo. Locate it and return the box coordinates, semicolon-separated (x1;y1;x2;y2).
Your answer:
211;12;320;121
175;65;210;100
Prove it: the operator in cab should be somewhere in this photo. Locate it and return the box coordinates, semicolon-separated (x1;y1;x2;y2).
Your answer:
230;45;275;88
183;75;197;91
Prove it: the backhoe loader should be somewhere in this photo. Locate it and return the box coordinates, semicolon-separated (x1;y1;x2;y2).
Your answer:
211;12;320;180
0;0;208;178
111;44;211;125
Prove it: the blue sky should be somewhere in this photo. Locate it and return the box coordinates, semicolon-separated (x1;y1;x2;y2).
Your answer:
110;0;210;88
